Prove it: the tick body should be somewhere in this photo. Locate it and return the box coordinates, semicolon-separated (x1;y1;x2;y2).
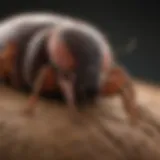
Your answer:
0;13;139;124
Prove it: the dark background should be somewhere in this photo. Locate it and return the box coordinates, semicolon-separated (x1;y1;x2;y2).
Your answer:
0;0;159;83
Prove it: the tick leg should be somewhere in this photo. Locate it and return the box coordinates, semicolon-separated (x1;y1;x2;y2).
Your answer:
58;74;81;122
100;66;140;125
24;65;50;114
119;75;140;125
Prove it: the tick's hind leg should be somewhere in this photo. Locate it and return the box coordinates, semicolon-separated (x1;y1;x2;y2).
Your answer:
100;65;140;125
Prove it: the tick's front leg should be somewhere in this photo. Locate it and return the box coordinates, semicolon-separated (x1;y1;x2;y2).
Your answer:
58;74;82;123
24;65;51;115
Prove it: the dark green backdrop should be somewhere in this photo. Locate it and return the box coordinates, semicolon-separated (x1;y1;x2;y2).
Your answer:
0;0;159;82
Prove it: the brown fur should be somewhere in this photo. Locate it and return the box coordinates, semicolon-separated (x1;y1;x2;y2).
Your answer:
0;82;159;159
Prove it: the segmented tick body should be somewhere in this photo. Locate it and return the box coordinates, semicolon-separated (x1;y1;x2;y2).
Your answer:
0;13;139;124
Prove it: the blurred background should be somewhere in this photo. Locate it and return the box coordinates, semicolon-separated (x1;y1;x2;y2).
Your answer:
0;0;159;83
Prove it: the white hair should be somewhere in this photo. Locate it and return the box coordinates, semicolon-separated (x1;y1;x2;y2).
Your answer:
23;28;51;85
0;12;74;44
